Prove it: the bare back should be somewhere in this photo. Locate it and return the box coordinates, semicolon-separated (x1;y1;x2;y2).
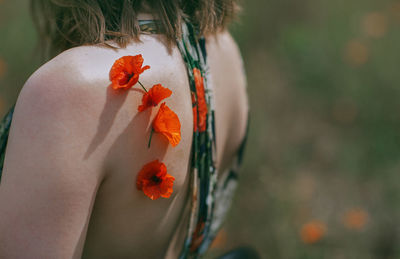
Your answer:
0;28;248;259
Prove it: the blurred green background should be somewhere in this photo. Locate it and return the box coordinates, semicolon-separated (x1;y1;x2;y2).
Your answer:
1;0;400;258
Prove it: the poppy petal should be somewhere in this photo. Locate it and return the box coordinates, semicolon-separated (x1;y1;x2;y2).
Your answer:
193;68;208;132
152;103;181;146
138;84;172;112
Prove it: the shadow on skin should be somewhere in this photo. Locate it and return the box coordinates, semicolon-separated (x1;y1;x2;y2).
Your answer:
84;84;144;160
77;83;171;258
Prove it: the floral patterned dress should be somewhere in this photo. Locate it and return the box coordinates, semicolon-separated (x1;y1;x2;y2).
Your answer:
0;19;249;259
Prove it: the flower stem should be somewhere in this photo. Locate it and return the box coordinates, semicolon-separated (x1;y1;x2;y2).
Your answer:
138;81;148;93
148;128;154;148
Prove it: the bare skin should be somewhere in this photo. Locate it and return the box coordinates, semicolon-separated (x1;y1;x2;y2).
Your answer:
0;27;248;258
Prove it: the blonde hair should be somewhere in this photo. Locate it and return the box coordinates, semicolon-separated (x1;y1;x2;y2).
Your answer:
30;0;240;58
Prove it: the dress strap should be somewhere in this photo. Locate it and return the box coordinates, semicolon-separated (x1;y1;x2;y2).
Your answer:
176;21;219;259
0;104;15;181
138;20;163;34
176;20;250;258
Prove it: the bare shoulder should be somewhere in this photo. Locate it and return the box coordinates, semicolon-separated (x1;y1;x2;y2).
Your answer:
207;30;245;66
18;47;106;119
0;44;123;258
206;30;248;113
205;30;249;170
9;45;116;182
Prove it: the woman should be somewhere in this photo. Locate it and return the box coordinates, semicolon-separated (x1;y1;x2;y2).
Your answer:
0;0;250;258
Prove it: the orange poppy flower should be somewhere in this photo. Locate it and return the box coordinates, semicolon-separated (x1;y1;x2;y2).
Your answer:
193;68;208;132
343;208;368;230
300;220;326;244
152;102;181;146
136;159;175;200
138;84;172;112
109;54;150;90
